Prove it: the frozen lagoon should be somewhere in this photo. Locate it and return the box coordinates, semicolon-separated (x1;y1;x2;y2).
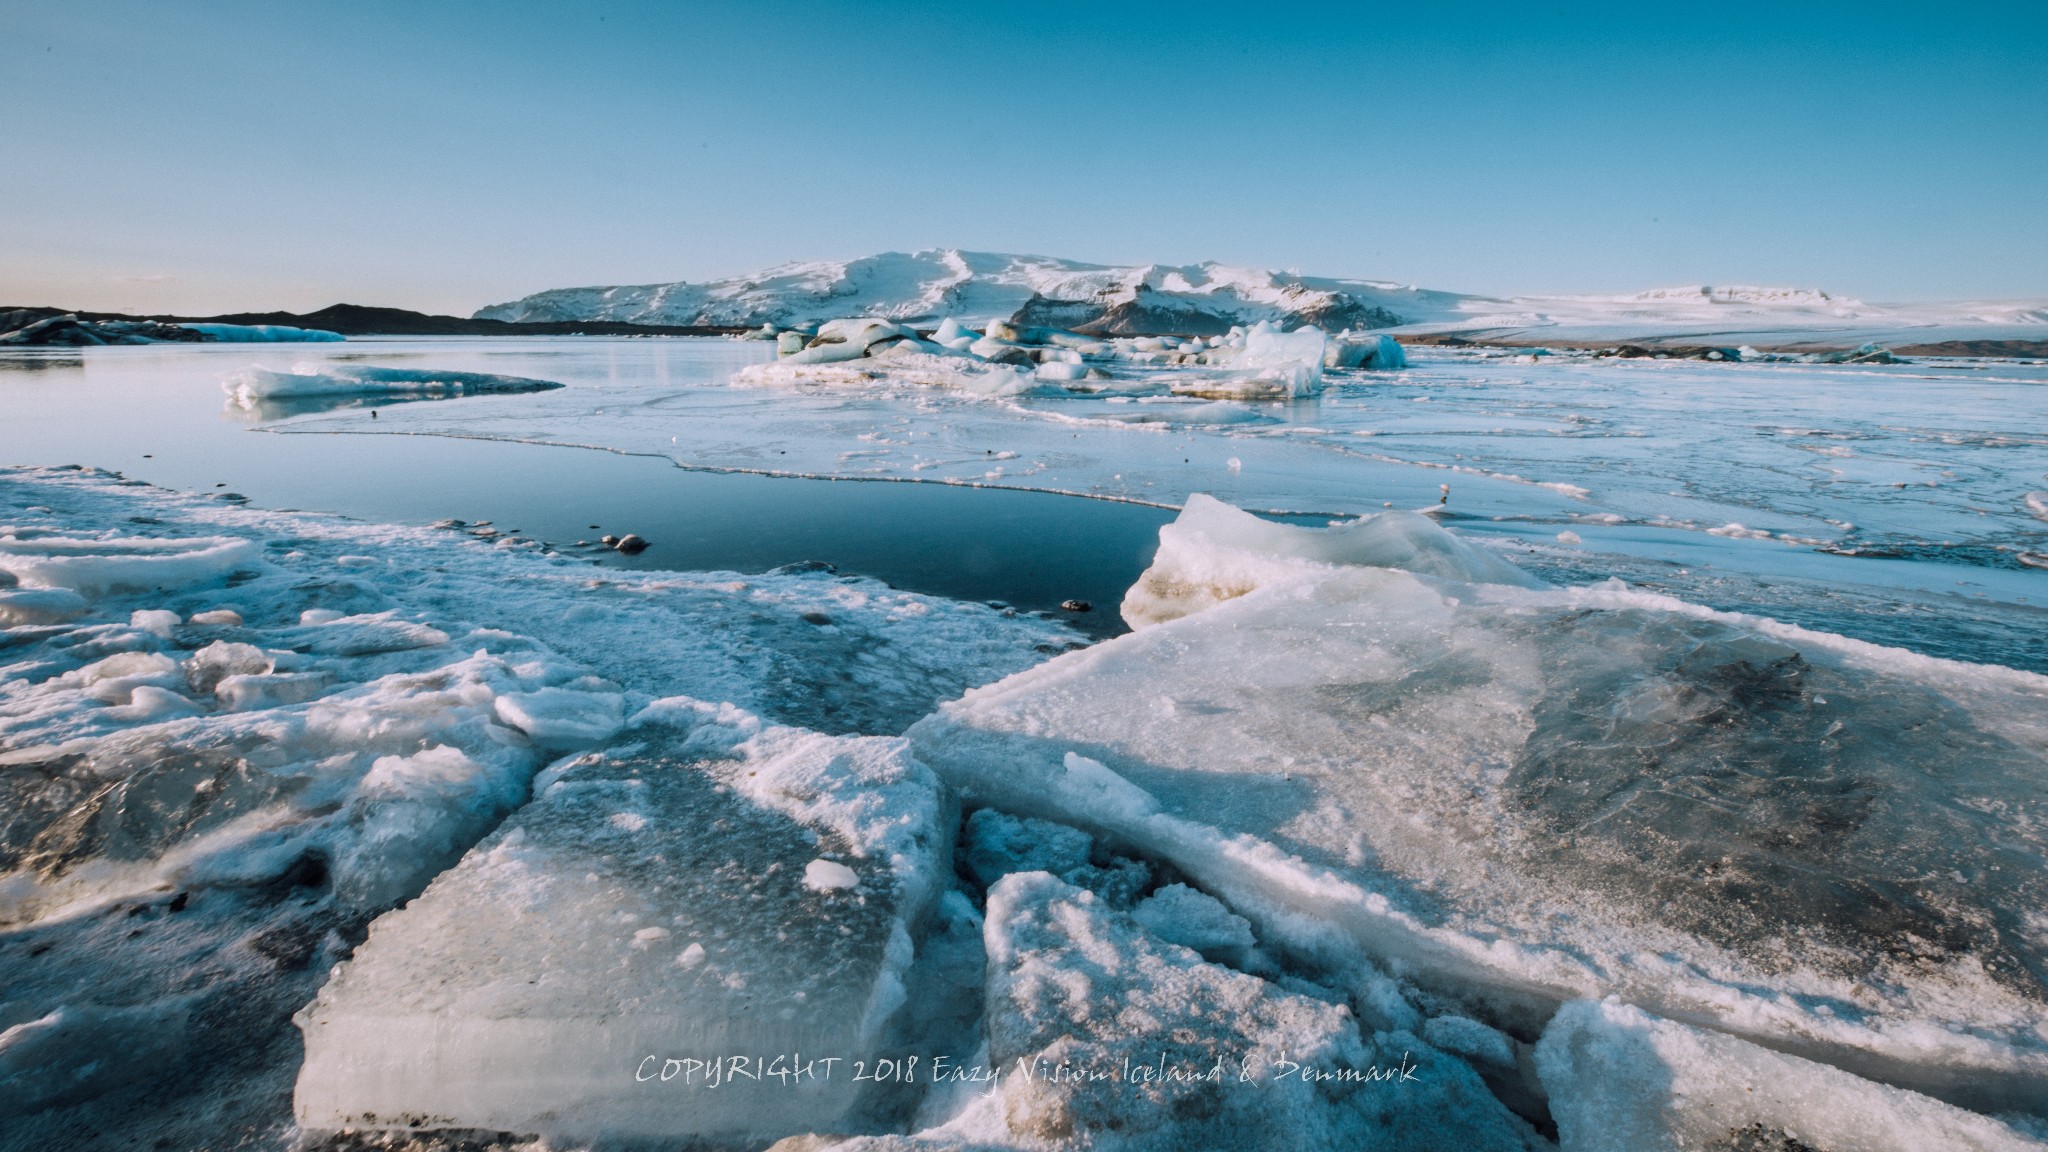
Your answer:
2;336;2046;1150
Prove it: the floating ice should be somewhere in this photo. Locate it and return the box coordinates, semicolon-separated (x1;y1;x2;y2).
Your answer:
0;533;258;597
1326;332;1407;371
221;363;563;407
293;708;947;1144
912;496;2048;1117
1120;492;1541;627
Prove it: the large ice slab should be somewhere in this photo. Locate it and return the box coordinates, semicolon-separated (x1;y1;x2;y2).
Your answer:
293;701;948;1143
909;499;2048;1118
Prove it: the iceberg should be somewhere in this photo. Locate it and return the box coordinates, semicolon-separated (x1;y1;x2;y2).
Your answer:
220;363;564;408
181;323;344;343
1326;332;1408;370
293;704;948;1144
910;495;2048;1120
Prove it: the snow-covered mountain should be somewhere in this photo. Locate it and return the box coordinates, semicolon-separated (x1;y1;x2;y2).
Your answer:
476;249;2048;347
474;250;1474;335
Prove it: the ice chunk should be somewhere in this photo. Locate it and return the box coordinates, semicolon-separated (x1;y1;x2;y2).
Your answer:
1132;882;1255;962
782;318;913;364
491;685;626;750
183;639;273;694
1325;333;1407;371
1536;999;2045;1152
293;709;948;1143
129;608;180;636
981;871;1536;1151
0;533;258;597
222;363;563;407
911;507;2048;1113
1170;321;1327;398
962;808;1151;907
0;586;88;624
1122;493;1541;627
0;1002;190;1117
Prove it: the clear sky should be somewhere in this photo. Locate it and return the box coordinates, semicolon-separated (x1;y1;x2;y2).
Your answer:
3;0;2043;316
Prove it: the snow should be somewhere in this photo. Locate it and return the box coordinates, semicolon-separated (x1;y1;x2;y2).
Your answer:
910;494;2048;1118
293;709;947;1143
221;362;564;407
1536;998;2046;1152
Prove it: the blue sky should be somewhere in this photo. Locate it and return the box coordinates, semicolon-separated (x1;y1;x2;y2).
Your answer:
3;1;2043;315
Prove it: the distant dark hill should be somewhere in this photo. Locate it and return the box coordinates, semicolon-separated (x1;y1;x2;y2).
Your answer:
0;303;742;338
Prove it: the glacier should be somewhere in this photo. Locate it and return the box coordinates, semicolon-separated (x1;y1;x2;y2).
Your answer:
474;248;2048;353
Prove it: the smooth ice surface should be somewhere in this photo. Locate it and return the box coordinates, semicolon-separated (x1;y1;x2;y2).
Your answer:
294;705;947;1142
1536;999;2046;1152
910;499;2048;1118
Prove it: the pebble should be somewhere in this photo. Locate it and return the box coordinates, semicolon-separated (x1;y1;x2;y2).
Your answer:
614;534;649;554
1060;599;1092;613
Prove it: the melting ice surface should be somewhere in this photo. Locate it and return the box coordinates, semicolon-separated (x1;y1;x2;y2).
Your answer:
4;337;2048;1150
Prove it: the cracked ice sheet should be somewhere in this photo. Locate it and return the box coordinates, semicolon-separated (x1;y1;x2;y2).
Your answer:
907;504;2048;1124
0;464;1069;1145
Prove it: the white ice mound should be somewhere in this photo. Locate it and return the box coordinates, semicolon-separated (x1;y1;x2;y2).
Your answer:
221;363;564;407
0;533;258;598
1121;493;1541;627
293;700;948;1143
913;535;2048;1119
1535;999;2046;1152
981;871;1537;1151
781;318;916;364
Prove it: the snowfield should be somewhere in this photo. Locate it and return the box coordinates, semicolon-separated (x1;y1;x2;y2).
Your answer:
5;458;2047;1151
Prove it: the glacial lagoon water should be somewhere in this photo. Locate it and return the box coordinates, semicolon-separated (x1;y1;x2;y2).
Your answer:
2;336;2044;663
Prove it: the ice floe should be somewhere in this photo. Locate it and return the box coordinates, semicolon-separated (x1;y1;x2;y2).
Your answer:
221;362;564;408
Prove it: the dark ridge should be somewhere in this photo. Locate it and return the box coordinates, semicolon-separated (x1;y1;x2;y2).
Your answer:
0;303;744;338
